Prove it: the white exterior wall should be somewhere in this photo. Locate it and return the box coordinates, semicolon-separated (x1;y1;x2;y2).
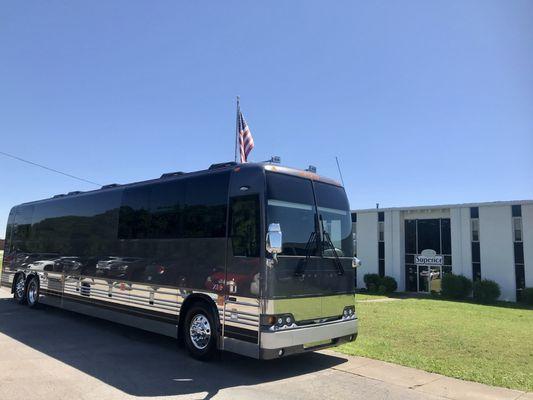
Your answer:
356;212;378;287
479;205;515;301
450;207;472;279
391;210;404;290
523;204;533;288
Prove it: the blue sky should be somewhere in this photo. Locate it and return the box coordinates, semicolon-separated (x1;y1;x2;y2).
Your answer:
1;1;532;238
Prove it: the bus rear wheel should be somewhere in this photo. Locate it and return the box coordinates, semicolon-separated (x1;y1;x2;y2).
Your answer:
14;274;26;304
26;276;40;308
184;305;217;361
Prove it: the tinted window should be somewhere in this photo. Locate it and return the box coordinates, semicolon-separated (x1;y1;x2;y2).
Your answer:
417;219;441;253
118;172;229;240
378;259;385;277
405;220;417;254
514;242;524;264
183;173;229;238
441;218;451;254
470;207;479;218
314;182;353;257
31;191;121;258
149;180;185;238
512;205;522;217
267;172;316;205
118;186;151;239
14;206;33;251
378;241;385;259
266;173;316;256
472;242;480;263
472;262;481;281
230;195;260;257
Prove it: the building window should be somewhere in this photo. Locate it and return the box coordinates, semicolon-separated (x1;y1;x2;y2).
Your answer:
471;219;479;242
513;217;522;242
470;207;481;282
512;205;522;217
352;224;357;257
417;219;441;253
512;205;525;300
378;212;385;277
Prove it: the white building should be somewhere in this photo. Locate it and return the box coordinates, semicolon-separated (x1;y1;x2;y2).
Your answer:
352;200;532;302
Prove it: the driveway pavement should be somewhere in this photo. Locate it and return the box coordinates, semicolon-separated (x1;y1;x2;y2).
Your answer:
0;289;529;400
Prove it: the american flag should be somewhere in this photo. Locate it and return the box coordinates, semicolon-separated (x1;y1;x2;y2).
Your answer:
237;110;254;163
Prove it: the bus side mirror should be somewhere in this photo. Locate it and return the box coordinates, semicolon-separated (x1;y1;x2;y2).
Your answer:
266;223;282;255
352;257;361;268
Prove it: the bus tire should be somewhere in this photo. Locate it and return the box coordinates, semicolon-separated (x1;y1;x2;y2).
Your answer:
13;274;26;304
183;304;217;361
26;276;40;308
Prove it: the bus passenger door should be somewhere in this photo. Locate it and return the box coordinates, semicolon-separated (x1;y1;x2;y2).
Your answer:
223;193;262;351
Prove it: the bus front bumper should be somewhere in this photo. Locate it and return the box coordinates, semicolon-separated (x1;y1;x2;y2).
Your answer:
259;318;357;360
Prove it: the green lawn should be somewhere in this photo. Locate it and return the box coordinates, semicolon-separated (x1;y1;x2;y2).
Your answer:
355;293;392;301
338;297;533;391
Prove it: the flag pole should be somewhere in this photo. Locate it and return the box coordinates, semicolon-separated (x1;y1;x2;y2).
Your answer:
235;96;240;163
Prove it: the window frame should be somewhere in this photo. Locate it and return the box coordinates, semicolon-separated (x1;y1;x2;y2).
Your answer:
471;218;480;243
512;217;523;243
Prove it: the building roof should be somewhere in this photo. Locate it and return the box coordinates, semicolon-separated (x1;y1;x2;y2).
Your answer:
353;199;533;214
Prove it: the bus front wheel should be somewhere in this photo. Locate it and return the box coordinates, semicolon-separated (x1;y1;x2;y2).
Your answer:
13;274;26;304
184;304;217;361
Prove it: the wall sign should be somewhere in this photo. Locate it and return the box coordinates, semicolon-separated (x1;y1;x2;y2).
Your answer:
415;249;443;266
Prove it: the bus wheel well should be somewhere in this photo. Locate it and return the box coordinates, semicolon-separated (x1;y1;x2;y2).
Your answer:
178;294;221;346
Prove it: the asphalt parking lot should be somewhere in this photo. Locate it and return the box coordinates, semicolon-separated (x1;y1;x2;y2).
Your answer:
0;289;443;400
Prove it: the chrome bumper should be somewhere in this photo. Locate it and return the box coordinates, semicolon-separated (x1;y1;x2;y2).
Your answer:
260;318;357;350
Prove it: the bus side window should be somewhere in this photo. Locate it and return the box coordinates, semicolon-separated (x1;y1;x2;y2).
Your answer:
230;195;260;258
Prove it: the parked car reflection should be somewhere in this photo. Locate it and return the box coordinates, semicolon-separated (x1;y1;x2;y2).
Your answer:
96;257;145;280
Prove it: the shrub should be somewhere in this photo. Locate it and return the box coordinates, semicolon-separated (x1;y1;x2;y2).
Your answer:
521;288;533;306
441;273;472;300
473;279;501;304
381;276;398;293
364;274;381;292
363;274;398;294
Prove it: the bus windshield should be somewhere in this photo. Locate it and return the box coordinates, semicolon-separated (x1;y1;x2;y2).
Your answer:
266;173;353;258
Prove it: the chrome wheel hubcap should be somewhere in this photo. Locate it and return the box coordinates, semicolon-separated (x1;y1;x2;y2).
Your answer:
189;314;211;350
15;277;25;299
28;282;37;304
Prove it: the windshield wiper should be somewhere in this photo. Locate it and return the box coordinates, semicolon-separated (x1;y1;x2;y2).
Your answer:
319;214;345;276
294;230;318;277
294;215;345;277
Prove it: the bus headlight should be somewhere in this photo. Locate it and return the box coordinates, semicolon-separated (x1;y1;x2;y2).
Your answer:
261;314;296;330
343;306;356;319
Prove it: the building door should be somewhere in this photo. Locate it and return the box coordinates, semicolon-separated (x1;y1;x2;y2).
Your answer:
416;265;442;293
417;266;429;292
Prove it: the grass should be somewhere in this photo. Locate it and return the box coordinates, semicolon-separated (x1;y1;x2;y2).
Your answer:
355;293;392;301
338;297;533;392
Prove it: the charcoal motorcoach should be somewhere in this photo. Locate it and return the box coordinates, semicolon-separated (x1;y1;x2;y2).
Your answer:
1;162;359;360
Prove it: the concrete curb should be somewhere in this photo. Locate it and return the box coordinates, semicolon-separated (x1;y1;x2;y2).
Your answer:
323;350;532;400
